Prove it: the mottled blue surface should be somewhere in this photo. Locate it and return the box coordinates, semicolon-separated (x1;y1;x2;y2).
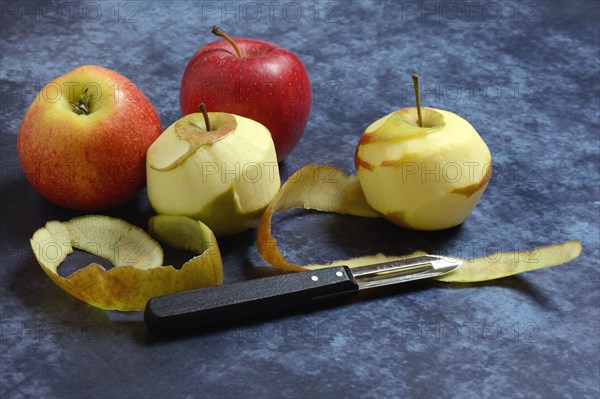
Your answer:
1;1;599;398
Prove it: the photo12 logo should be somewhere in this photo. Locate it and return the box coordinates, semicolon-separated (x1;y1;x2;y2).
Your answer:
399;321;541;343
401;81;540;104
398;1;541;23
1;1;139;24
199;1;340;23
1;321;132;344
0;80;144;107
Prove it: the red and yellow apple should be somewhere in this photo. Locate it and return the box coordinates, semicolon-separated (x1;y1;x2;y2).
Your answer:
146;106;280;236
180;26;311;161
17;65;162;211
355;107;492;230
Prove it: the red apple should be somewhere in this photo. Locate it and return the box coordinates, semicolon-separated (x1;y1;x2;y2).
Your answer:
180;26;311;161
17;65;162;211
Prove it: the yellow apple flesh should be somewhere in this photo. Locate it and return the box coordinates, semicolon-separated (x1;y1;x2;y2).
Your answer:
146;112;280;236
355;107;492;230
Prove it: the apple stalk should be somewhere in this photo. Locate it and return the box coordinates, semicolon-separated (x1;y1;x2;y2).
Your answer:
411;74;423;127
211;26;242;58
72;88;92;115
199;103;211;131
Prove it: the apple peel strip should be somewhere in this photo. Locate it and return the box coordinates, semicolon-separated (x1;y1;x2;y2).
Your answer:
257;165;582;282
31;215;223;311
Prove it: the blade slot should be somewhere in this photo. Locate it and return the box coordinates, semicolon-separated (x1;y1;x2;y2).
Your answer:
355;264;432;282
348;255;462;290
350;255;438;278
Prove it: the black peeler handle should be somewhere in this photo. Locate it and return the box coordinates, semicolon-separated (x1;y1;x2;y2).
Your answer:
144;266;359;333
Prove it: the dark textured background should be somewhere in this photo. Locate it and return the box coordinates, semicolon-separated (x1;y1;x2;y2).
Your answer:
1;0;599;398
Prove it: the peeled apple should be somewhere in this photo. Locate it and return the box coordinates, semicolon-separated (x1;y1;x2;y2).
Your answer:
354;107;492;230
146;111;280;236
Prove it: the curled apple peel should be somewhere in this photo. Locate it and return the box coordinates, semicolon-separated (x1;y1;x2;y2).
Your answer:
257;165;582;281
31;215;222;311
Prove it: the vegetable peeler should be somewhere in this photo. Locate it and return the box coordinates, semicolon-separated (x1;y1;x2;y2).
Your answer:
144;254;461;333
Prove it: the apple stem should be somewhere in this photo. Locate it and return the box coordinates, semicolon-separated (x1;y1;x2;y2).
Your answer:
212;26;243;58
412;74;423;127
199;103;211;131
71;88;91;115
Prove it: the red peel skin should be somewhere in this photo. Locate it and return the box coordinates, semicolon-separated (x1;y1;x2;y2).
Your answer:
17;65;163;211
180;38;311;161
